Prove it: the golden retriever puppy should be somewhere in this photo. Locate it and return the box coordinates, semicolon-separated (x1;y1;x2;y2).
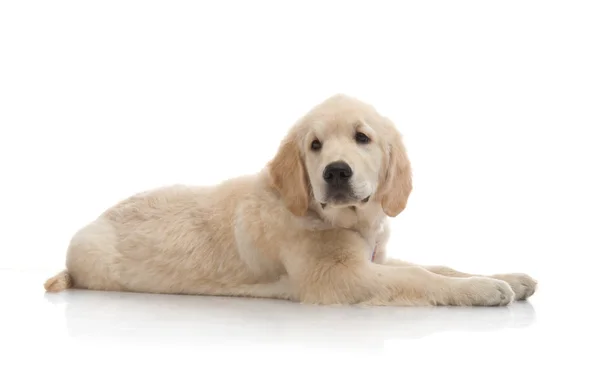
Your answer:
44;94;537;306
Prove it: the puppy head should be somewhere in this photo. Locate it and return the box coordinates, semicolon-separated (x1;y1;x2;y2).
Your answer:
268;94;412;218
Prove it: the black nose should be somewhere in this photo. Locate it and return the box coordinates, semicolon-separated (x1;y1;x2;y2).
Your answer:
323;161;353;184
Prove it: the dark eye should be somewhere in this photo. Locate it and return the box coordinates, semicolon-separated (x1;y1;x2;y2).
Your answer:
355;132;370;144
311;139;322;151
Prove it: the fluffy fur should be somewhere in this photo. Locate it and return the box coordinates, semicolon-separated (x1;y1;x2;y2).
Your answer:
44;94;536;306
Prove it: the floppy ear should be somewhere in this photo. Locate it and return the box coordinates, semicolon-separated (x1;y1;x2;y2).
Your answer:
267;134;310;216
378;129;413;217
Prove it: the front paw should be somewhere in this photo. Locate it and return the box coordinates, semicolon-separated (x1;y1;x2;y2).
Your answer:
491;273;537;300
452;277;515;306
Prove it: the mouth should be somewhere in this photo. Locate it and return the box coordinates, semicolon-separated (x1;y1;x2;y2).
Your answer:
320;195;370;209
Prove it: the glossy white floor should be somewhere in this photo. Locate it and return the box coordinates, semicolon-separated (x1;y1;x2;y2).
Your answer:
2;266;596;381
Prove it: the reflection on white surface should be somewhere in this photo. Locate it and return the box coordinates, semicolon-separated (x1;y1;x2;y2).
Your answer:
2;269;596;380
44;287;536;348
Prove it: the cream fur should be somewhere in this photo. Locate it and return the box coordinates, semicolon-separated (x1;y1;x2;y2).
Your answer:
44;94;537;306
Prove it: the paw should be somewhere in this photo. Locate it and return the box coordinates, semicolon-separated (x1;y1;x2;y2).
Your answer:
491;273;537;300
453;277;516;306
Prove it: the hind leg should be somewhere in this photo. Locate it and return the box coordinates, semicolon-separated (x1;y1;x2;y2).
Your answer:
178;276;297;300
64;219;125;292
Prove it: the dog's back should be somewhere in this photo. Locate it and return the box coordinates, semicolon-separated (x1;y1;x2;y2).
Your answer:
45;174;285;295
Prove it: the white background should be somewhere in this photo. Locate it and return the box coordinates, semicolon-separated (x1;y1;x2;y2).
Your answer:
1;1;599;380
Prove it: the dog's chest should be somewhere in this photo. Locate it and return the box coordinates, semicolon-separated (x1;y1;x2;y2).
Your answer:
358;223;384;263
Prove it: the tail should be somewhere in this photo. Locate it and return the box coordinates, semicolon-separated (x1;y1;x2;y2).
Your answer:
44;270;73;292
